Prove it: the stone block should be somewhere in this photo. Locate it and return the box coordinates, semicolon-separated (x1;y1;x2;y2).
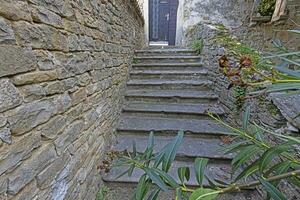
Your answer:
13;21;68;51
19;84;46;102
77;73;91;87
0;79;22;113
31;5;63;28
36;153;70;189
38;115;66;140
28;0;74;18
70;88;87;106
52;92;72;114
0;132;41;176
34;50;57;70
55;52;94;79
54;120;84;155
0;16;15;44
0;128;12;144
0;45;36;77
67;34;80;51
0;114;6;128
12;70;58;86
6;100;56;135
8;144;57;195
0;0;32;21
79;35;95;50
43;81;66;95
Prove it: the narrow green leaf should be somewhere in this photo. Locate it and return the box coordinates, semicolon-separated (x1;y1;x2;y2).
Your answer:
194;158;209;187
162;131;184;172
115;168;130;179
243;105;251;130
231;145;258;170
259;178;286;200
235;159;260;181
147;188;160;200
260;145;290;173
153;168;179;188
128;163;135;177
135;175;149;200
177;167;190;184
205;175;222;189
288;30;300;34
264;161;291;177
144;168;169;192
289;176;300;187
176;188;183;200
132;141;137;158
189;188;219;200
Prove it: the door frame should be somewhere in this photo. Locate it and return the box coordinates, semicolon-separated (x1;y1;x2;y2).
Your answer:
143;0;179;46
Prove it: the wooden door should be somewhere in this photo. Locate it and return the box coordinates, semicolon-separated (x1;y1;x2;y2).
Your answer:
149;0;178;45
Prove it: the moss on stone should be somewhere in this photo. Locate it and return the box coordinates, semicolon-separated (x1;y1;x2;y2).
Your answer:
257;0;276;16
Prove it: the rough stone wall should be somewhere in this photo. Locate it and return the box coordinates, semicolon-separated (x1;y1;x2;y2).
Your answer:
0;0;144;199
177;0;300;47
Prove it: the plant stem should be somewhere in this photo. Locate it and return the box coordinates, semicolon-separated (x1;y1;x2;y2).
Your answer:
220;169;300;193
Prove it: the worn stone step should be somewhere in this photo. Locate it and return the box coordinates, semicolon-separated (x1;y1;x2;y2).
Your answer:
130;69;208;80
135;56;201;64
114;134;233;160
132;63;203;70
122;102;224;119
117;116;232;136
135;49;196;57
125;90;219;103
104;182;261;200
127;79;213;90
103;159;232;187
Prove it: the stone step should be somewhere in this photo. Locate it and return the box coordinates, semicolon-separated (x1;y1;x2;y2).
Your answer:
104;182;260;200
125;90;219;103
132;63;203;70
127;79;213;90
103;159;232;187
135;49;196;57
135;56;201;64
114;134;233;160
117;116;233;136
122;102;224;119
130;69;208;80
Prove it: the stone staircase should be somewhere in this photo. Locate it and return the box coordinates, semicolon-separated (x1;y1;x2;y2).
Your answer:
103;48;260;199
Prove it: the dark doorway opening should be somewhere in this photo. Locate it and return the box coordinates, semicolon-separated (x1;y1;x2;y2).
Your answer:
149;0;179;46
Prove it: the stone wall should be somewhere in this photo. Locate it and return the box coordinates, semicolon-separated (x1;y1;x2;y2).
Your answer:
0;0;144;199
177;0;300;48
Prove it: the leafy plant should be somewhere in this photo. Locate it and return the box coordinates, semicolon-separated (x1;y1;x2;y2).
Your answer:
192;39;204;54
257;0;276;16
96;186;110;200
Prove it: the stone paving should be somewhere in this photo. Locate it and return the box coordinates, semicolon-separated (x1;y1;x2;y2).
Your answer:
103;47;260;199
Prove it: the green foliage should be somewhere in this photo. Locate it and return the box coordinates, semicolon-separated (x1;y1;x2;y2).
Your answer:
96;186;109;200
192;39;204;54
233;86;246;109
257;0;276;16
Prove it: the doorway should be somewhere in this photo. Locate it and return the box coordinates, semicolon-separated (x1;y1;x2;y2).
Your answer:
149;0;179;46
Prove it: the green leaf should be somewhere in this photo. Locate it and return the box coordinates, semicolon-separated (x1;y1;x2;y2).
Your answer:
147;188;160;200
153;150;165;168
144;168;169;192
189;188;219;200
176;188;183;200
260;145;290;173
194;158;209;187
177;167;190;184
231;145;259;172
153;168;179;188
259;178;286;200
135;175;149;200
288;30;300;34
264;161;291;177
289;176;300;187
243;105;251;130
205;175;222;189
128;163;135;177
235;159;260;182
132;141;137;158
162;131;184;172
